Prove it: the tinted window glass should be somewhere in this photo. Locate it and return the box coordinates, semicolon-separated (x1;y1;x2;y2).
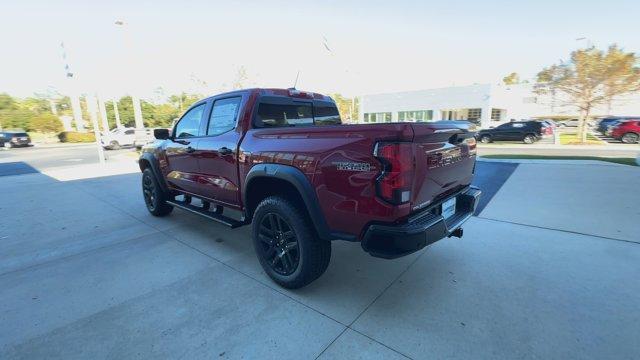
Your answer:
208;97;241;136
314;102;341;125
13;133;28;137
175;104;205;138
257;102;313;127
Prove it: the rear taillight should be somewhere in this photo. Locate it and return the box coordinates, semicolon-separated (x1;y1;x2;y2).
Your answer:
374;142;414;204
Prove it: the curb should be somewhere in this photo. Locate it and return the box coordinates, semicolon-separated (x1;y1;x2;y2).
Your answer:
477;157;626;166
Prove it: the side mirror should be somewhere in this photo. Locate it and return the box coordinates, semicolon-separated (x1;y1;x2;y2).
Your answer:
154;128;170;140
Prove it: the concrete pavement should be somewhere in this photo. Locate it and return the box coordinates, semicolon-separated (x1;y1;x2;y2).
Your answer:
0;144;136;172
1;159;639;359
478;142;640;158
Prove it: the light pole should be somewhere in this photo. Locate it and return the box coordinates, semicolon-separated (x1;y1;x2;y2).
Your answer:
114;20;145;129
112;99;122;128
59;42;86;132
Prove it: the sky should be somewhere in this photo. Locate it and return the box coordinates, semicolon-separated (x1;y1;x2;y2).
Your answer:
1;0;638;100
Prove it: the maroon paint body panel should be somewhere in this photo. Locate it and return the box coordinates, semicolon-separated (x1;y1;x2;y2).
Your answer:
149;88;477;241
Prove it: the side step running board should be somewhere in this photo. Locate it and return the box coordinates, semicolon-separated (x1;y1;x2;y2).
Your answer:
166;200;246;228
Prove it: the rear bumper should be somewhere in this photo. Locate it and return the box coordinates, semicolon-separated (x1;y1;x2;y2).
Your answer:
361;186;481;259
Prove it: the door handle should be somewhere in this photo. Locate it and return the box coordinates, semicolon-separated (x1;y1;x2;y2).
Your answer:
186;146;195;153
218;147;233;155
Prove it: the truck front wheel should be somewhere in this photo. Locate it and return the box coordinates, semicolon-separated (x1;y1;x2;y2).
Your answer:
142;168;173;217
252;196;331;289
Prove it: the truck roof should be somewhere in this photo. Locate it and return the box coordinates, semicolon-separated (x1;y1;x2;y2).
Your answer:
202;88;335;103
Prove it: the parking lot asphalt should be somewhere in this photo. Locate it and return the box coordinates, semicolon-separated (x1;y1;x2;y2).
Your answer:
1;159;639;359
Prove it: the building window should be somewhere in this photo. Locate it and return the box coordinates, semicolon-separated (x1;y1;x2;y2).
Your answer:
467;108;482;122
363;112;391;123
398;110;433;122
491;109;503;122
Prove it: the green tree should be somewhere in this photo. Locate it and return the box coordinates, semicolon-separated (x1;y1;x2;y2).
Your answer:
168;93;201;113
0;93;18;110
20;96;50;115
601;44;640;114
152;103;180;128
0;93;40;130
535;45;640;143
28;113;63;133
330;93;359;123
503;72;521;85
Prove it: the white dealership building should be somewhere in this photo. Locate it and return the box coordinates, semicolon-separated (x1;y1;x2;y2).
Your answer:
358;83;640;128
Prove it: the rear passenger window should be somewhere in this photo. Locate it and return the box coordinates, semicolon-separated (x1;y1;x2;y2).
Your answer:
208;97;241;136
257;103;313;127
314;101;342;125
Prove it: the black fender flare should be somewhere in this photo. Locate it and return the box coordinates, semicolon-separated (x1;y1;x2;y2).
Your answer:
138;152;168;192
244;164;355;241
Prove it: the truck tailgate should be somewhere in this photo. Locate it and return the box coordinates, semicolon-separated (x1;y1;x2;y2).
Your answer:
409;122;476;212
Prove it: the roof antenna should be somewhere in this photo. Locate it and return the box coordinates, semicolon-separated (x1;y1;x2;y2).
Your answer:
292;70;300;89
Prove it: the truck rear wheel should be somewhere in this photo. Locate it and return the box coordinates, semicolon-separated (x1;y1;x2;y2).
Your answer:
142;168;173;217
252;196;331;289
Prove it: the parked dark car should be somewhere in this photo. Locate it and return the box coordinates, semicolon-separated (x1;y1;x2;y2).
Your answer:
0;132;31;148
538;119;557;129
475;121;552;144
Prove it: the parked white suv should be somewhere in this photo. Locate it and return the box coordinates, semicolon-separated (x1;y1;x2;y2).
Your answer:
101;127;163;150
101;128;136;150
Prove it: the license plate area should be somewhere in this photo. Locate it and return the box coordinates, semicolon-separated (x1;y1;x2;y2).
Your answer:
442;197;457;219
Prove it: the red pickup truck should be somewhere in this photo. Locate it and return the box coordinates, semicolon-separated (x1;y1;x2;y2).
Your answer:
139;88;481;288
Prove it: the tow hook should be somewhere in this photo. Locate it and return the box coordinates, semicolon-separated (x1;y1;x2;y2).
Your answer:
449;228;464;238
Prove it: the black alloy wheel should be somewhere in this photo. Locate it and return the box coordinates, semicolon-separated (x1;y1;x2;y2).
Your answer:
257;213;300;276
142;171;157;211
141;168;173;216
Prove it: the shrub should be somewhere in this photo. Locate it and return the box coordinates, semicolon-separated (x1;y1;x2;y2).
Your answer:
28;113;63;133
58;131;96;143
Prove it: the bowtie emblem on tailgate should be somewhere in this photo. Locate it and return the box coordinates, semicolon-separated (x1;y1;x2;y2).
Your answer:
333;162;371;172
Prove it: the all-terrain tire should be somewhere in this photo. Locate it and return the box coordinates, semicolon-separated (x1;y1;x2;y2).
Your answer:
142;168;173;217
252;196;331;289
